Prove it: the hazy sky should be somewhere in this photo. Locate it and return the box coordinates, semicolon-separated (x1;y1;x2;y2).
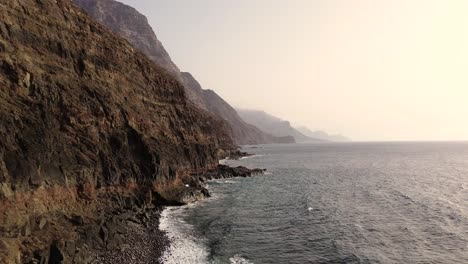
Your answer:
119;0;468;141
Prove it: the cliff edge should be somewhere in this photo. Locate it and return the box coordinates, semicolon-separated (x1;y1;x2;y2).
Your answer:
0;0;234;262
73;0;294;145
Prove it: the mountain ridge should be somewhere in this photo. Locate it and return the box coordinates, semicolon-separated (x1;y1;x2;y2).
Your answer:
236;109;325;143
73;0;293;145
296;126;351;142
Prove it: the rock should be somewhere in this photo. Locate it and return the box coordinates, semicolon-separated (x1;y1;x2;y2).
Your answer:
72;248;90;264
0;240;8;251
0;39;11;53
225;150;252;160
22;72;31;88
39;217;47;230
23;222;31;237
214;165;266;179
69;215;84;226
201;188;211;198
65;241;76;257
99;225;108;243
106;233;123;250
16;251;21;264
48;242;64;264
83;226;103;249
0;183;14;198
74;0;292;145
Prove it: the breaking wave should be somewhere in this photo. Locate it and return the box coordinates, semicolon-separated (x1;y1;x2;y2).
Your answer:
159;206;209;264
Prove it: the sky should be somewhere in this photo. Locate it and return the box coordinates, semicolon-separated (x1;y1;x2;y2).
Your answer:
119;0;468;141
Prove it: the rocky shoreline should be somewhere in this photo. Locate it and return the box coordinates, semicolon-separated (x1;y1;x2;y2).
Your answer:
87;163;265;264
0;162;264;264
0;1;268;263
223;149;253;160
90;209;168;264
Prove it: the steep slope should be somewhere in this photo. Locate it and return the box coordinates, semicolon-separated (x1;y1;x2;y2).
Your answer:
71;0;180;76
296;127;351;142
0;0;234;261
237;109;325;143
73;0;293;145
181;73;294;145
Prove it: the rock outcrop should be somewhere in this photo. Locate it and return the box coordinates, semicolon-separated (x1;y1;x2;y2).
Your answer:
0;0;240;262
71;0;180;76
73;0;294;145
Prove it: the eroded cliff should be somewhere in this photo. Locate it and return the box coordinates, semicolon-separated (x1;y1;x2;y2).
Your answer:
73;0;294;145
0;0;235;262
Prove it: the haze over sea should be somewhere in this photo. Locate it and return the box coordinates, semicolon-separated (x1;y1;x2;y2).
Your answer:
161;142;468;264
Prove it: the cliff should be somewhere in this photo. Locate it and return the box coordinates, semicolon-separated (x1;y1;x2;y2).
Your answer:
296;127;351;142
0;0;235;262
181;73;294;145
70;0;180;76
73;0;293;145
237;109;325;143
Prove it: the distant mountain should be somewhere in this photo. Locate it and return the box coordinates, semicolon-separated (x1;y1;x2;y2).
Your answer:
181;73;294;145
236;110;324;143
296;127;351;142
73;0;292;145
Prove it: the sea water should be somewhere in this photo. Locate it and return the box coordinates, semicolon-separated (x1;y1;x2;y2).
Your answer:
160;142;468;264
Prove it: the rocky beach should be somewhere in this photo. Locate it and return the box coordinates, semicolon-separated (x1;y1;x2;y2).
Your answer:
87;164;265;264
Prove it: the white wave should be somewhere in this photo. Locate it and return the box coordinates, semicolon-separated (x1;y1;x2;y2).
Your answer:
224;180;237;184
230;255;254;264
240;154;264;160
159;207;210;264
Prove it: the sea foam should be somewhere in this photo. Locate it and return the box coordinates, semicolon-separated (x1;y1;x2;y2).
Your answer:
229;255;254;264
159;207;209;264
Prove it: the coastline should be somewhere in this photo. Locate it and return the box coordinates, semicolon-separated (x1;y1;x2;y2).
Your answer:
159;205;210;264
91;209;169;264
88;158;265;264
158;162;264;264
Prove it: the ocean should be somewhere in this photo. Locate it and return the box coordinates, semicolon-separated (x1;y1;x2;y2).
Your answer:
160;142;468;264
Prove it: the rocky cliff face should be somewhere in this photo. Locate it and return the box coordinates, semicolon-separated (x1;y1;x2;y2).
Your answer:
73;0;293;145
0;0;235;262
72;0;180;76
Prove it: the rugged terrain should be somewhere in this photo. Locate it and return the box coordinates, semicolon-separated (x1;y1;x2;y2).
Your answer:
0;0;259;262
181;73;294;145
296;126;351;142
73;0;294;145
237;109;324;143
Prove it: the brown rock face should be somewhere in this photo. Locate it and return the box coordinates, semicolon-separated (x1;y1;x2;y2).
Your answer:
71;0;180;76
0;0;234;262
0;0;234;192
73;0;294;145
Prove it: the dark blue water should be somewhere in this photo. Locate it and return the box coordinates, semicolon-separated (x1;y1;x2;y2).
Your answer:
161;142;468;264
